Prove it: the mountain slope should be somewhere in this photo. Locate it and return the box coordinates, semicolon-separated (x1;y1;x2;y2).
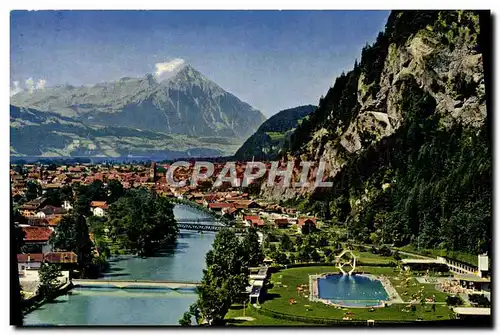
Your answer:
260;11;490;255
11;65;266;139
233;105;316;160
10;105;240;158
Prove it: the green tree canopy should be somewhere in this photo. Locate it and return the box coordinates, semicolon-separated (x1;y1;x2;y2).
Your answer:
241;227;264;267
106;179;124;204
38;262;62;297
192;229;249;325
106;189;177;256
25;180;41;202
280;233;293;251
50;213;93;274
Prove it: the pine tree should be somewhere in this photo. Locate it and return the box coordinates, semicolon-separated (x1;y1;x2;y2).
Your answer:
38;262;62;298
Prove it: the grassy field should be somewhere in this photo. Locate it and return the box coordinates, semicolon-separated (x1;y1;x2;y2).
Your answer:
225;304;315;326
354;251;394;264
245;265;454;325
265;131;286;141
387;273;449;303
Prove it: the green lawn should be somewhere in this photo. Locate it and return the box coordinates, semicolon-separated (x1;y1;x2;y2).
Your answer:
388;273;449;303
265;132;286;141
354;251;394;264
225;304;315;326
256;266;454;323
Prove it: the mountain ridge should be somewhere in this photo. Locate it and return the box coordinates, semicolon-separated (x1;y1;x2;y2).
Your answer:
10;104;240;158
11;64;266;139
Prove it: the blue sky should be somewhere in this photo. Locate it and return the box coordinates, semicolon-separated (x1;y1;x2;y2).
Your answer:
10;10;390;117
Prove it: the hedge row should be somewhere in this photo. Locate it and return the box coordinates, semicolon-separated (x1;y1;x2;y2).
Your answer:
254;306;456;326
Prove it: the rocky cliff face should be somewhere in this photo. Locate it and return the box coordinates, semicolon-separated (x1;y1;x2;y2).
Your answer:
260;11;490;255
262;11;486;201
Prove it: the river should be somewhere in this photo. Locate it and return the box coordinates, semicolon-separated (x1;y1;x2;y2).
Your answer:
24;204;218;326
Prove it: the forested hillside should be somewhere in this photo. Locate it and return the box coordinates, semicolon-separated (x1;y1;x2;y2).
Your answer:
262;11;491;255
234;105;316;160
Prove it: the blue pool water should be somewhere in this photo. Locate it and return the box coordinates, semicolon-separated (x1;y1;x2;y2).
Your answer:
317;274;389;307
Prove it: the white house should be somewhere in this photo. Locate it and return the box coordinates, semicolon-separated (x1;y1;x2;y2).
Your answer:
90;201;108;217
257;232;264;245
92;207;106;217
35;211;46;219
62;200;73;211
17;254;43;272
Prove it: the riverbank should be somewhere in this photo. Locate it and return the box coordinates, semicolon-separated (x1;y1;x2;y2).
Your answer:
22;281;73;316
23;205;217;326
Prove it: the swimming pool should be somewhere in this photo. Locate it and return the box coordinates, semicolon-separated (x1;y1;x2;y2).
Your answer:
317;274;389;307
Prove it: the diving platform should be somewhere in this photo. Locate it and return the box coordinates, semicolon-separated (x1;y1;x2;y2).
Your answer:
335;250;357;275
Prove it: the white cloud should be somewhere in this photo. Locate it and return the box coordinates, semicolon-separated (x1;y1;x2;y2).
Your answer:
10;78;47;95
154;58;185;80
25;77;35;93
36;79;47;90
10;81;21;96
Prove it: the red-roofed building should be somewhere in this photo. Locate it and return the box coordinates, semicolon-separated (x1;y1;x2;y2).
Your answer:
36;205;67;218
44;251;78;264
297;217;317;234
274;218;290;229
90;201;108;209
47;215;63;226
22;226;53;242
21;226;54;253
224;207;238;216
233;200;260;209
204;194;219;202
208;202;235;212
244;215;265;228
26;217;49;227
17;251;78;272
251;219;265;227
17;253;44;271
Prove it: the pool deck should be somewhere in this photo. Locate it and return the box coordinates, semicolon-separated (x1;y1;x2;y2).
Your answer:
309;273;403;308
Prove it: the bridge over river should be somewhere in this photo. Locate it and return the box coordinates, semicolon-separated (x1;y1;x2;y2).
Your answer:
73;279;200;290
24;204;215;326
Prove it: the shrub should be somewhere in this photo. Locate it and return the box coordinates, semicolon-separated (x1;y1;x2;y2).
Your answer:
468;294;490;307
393;251;401;261
379;245;393;257
446;295;463;306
